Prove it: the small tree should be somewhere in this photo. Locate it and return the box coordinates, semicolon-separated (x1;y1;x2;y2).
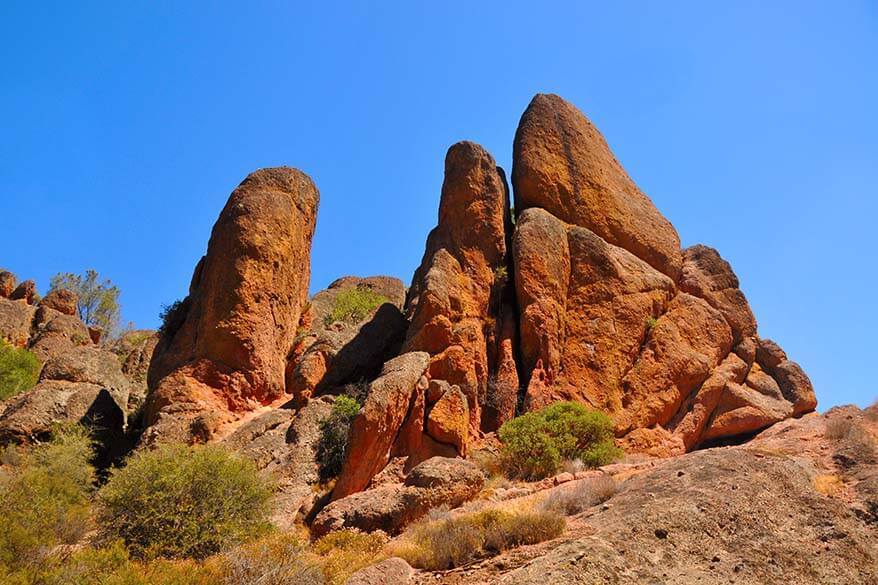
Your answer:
49;270;121;336
0;340;41;400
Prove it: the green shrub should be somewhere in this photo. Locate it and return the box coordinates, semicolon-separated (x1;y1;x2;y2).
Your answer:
98;443;273;560
316;396;361;482
323;287;389;327
0;425;95;571
397;508;564;570
498;402;621;480
645;316;659;331
158;298;190;338
0;340;41;401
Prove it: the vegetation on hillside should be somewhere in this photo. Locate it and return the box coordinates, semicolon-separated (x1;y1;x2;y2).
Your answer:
49;269;121;336
0;340;41;401
98;443;273;560
316;395;361;482
323;286;389;328
498;401;621;480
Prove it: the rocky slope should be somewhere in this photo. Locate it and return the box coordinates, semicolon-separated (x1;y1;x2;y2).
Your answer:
0;93;847;581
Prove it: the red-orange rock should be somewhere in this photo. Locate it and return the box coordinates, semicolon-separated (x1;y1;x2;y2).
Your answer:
0;271;16;298
514;208;677;417
670;353;749;449
425;384;469;454
144;167;318;443
403;141;517;438
618;293;733;433
512;93;682;280
286;276;406;404
0;297;36;348
10;280;36;304
39;288;77;316
679;245;757;344
333;352;430;500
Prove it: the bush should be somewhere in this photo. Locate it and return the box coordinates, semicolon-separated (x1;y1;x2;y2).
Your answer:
397;508;564;570
0;425;95;571
0;340;41;401
498;402;621;480
537;474;617;515
323;287;389;328
158;298;190;339
316;396;361;482
98;443;273;560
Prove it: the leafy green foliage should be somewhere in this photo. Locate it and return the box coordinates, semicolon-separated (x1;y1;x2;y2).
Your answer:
397;508;565;570
98;443;273;560
323;286;389;328
0;340;41;401
49;269;121;335
0;425;96;572
316;396;361;482
158;298;190;339
645;315;659;331
498;402;621;480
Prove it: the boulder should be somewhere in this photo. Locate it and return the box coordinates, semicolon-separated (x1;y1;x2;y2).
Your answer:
679;245;757;344
145;167;319;443
111;330;159;412
9;280;36;304
512;93;682;280
0;271;16;298
39;288;78;316
313;457;484;537
0;345;130;458
0;297;36;347
425;384;469;454
28;306;92;361
403;141;519;437
286;276;407;404
344;557;413;585
333;352;430;499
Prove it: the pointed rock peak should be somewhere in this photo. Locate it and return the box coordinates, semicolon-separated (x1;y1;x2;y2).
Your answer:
512;93;682;280
144;166;319;444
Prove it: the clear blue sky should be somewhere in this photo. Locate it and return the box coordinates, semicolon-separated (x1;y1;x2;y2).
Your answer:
1;2;875;409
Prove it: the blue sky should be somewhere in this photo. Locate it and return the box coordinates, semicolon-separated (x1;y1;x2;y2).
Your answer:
1;2;876;409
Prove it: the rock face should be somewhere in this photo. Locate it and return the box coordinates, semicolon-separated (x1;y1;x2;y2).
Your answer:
0;271;16;298
399;141;519;461
144;167;319;444
287;276;407;405
512;93;682;280
332;352;430;499
222;395;335;527
505;93;814;451
496;441;878;585
314;456;484;537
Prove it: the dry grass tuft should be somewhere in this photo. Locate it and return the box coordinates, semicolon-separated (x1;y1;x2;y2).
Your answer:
392;507;564;570
538;474;617;515
813;474;845;497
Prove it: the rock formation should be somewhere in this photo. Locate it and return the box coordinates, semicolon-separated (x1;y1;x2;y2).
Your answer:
144;167;319;444
508;94;814;453
286;275;407;405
